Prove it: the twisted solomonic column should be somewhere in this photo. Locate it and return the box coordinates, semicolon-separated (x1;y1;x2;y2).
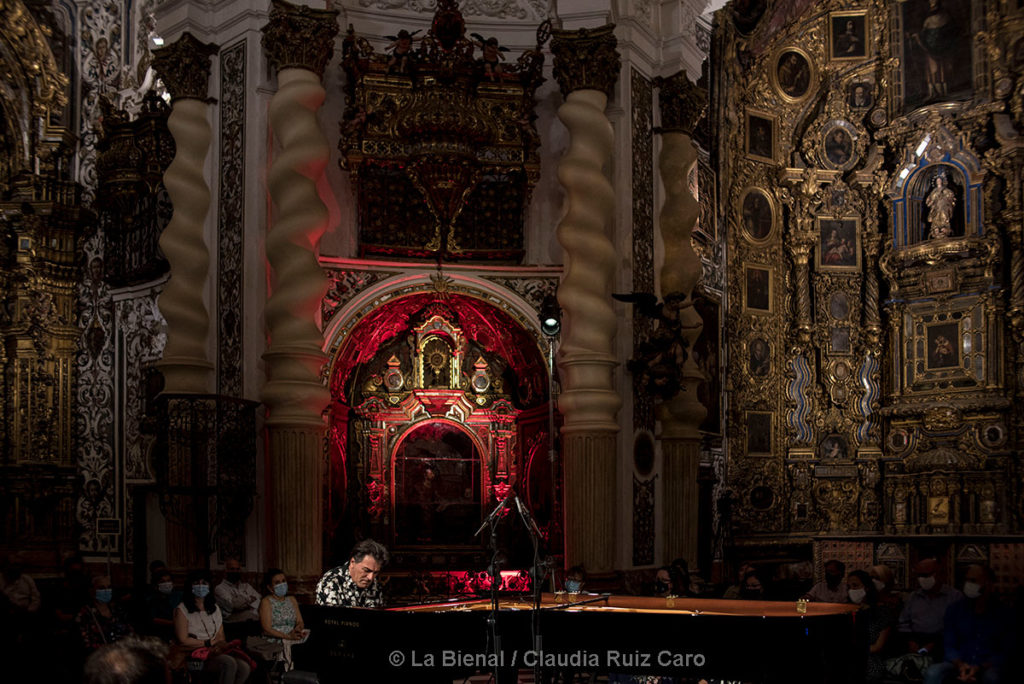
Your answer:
653;72;706;567
261;0;338;581
152;33;218;393
551;25;621;573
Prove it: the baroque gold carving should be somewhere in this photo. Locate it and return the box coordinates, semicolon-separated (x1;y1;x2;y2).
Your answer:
261;0;340;78
150;32;218;102
655;71;707;136
550;24;621;99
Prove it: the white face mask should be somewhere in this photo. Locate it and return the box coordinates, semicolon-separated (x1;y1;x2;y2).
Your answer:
848;587;867;604
872;578;886;592
157;581;174;595
963;581;982;599
918;576;936;591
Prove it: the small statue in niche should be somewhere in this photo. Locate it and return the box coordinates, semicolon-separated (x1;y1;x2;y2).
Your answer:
925;170;956;239
614;291;694;400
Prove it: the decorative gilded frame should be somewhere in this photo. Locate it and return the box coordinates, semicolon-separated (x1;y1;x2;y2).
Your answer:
745;110;777;163
745;410;773;456
769;46;817;104
742;263;774;314
820;119;861;172
739;186;777;244
828;10;870;62
815;216;862;272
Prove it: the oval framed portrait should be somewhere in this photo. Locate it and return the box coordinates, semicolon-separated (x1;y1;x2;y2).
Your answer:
771;47;816;102
739;187;775;243
821;119;860;171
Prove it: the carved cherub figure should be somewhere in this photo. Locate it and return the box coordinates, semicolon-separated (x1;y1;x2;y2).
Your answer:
385;29;420;74
471;33;508;80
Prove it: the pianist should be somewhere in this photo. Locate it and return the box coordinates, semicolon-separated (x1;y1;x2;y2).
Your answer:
315;540;389;608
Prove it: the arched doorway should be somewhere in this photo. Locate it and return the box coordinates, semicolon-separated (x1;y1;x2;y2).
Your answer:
323;287;556;569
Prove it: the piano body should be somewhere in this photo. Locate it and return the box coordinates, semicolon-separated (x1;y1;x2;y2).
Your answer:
298;593;863;683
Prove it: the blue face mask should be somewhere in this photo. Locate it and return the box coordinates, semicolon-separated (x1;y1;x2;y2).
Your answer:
565;580;582;593
95;588;113;603
192;584;210;598
274;582;288;597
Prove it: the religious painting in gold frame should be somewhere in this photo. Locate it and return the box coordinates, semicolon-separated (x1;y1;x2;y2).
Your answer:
745;410;773;456
743;263;773;314
739;187;775;243
816;216;861;272
745;110;776;163
924;320;961;370
828;10;869;61
928;496;950;526
770;46;816;103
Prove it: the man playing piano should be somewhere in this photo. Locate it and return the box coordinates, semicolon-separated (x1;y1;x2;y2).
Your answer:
315;540;389;608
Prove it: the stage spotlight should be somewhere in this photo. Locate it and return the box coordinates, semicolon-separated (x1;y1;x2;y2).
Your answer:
539;293;561;337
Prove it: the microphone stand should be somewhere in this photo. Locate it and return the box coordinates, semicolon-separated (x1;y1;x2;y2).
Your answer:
513;494;547;682
475;493;515;683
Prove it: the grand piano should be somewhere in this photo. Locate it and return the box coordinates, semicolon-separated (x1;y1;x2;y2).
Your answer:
297;593;863;683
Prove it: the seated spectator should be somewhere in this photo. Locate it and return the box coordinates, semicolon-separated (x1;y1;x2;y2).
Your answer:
722;562;755;599
84;636;169;684
900;557;962;660
174;569;251;684
848;569;895;683
669;558;698;597
248;568;307;668
0;553;41;615
148;560;167;585
738;570;765;600
804;559;849;603
653;566;674;597
145;568;182;641
565;565;587;594
215;558;261;640
870;563;902;613
923;564;1014;684
77;575;135;650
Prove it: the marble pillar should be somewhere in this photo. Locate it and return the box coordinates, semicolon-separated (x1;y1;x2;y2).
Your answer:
260;0;339;580
653;72;706;567
151;33;218;394
550;25;621;573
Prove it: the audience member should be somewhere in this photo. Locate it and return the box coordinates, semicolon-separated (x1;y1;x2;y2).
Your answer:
899;558;962;659
848;569;896;683
316;539;388;608
722;563;755;599
923;564;1014;684
804;559;849;603
145;568;182;641
248;568;307;668
83;636;169;684
739;570;765;600
148;560;167;585
215;558;261;639
77;575;135;650
0;553;41;614
174;569;251;684
669;558;698;597
564;565;586;594
653;566;674;597
870;563;903;613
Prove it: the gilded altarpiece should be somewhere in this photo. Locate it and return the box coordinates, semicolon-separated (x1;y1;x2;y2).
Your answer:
713;0;1024;571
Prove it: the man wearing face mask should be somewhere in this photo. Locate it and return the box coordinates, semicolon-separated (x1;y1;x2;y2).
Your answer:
899;557;962;660
923;565;1014;684
214;558;261;640
803;559;849;603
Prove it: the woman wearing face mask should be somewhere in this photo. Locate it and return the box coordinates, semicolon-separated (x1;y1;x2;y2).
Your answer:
564;565;586;594
847;569;894;683
146;569;182;641
76;575;134;650
174;569;251;684
248;568;307;668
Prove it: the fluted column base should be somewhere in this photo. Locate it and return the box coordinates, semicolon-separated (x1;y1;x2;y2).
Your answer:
661;437;699;567
267;424;325;578
562;431;616;572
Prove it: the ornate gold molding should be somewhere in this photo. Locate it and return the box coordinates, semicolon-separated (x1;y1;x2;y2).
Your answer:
261;0;340;78
550;24;620;99
151;32;218;102
655;71;707;136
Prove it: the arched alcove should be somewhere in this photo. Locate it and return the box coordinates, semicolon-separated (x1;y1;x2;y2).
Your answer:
323;286;555;568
